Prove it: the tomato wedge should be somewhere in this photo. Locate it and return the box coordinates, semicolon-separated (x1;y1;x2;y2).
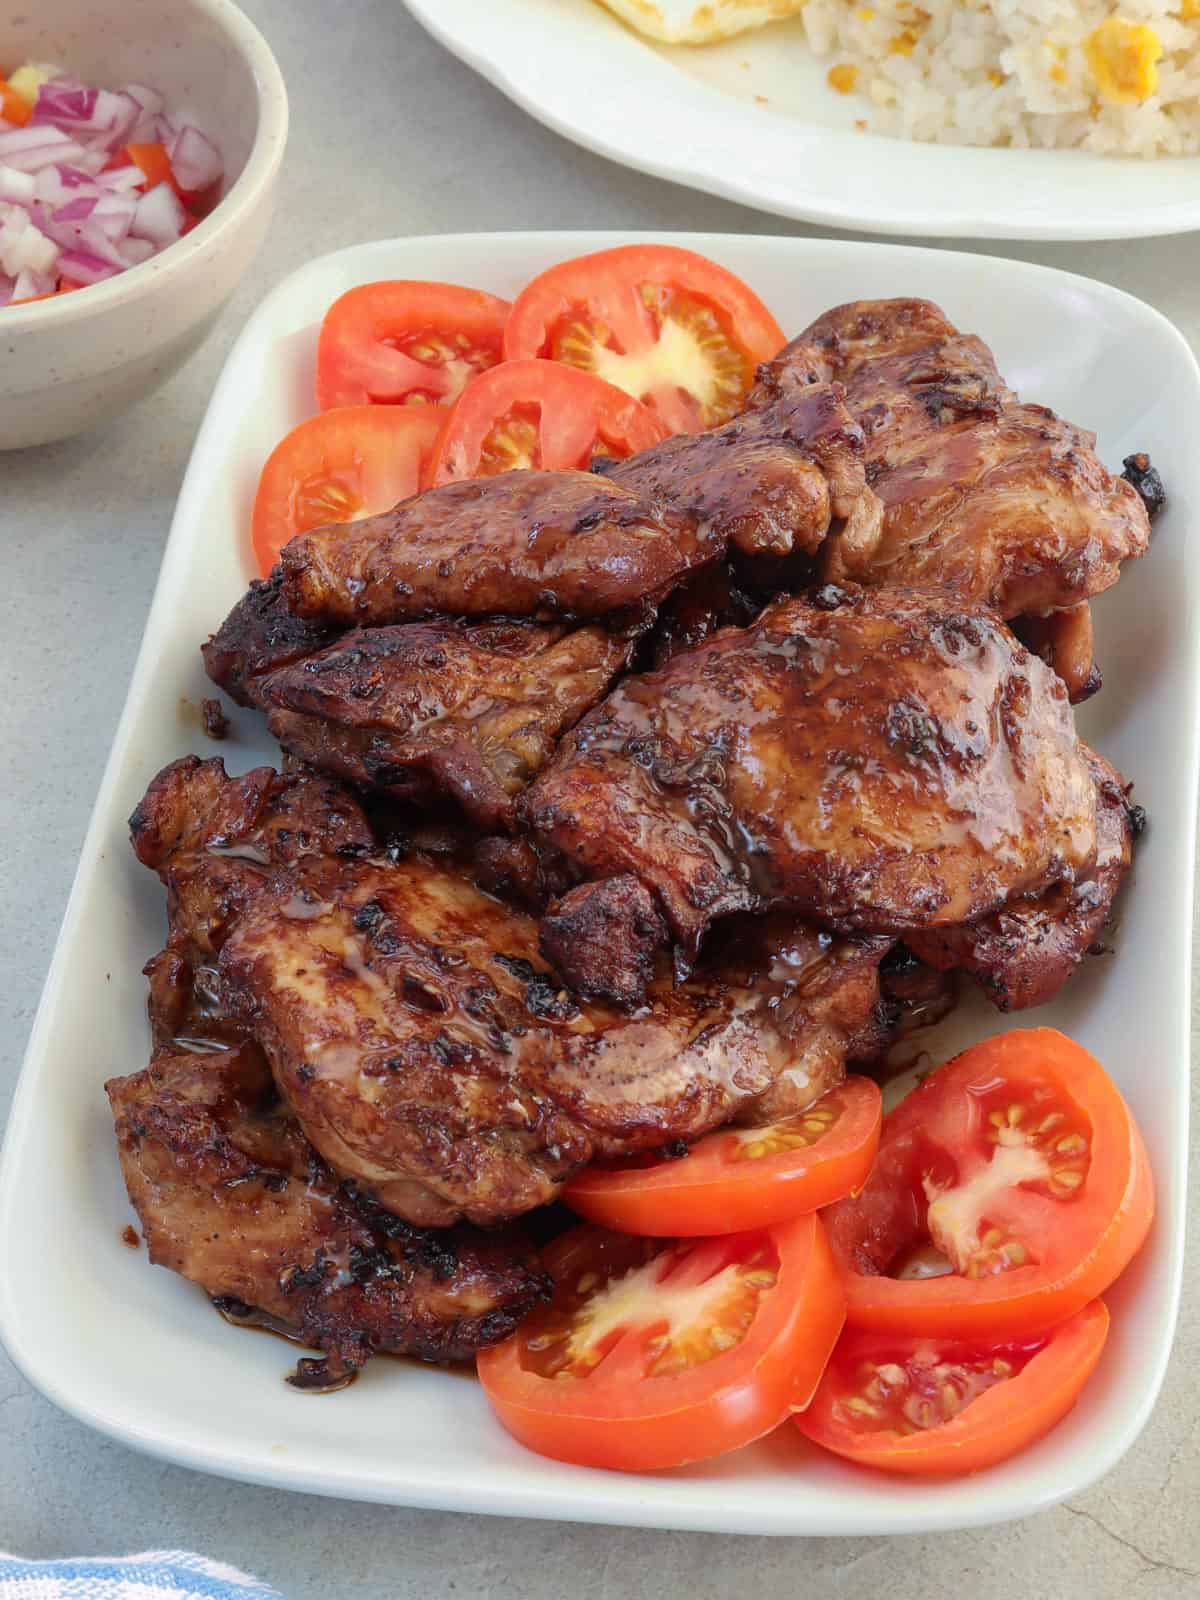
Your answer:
316;280;511;411
823;1029;1153;1338
795;1300;1109;1476
564;1077;882;1238
250;404;443;577
503;244;786;434
477;1216;845;1472
424;359;666;486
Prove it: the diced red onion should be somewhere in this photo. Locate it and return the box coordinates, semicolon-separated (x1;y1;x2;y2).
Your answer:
131;180;185;246
12;265;56;300
56;247;118;285
0;166;36;204
52;195;96;223
169;124;223;194
77;219;130;266
123;83;164;120
118;235;155;266
0;273;14;307
0;126;88;173
94;164;145;193
30;84;100;127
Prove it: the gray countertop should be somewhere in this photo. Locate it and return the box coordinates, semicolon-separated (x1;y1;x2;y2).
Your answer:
1;2;1197;1593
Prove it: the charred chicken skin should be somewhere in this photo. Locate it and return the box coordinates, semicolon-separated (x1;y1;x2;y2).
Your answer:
217;847;888;1227
279;471;712;625
752;299;1150;639
522;585;1098;1004
907;745;1137;1011
594;382;870;560
259;617;636;832
107;1042;549;1382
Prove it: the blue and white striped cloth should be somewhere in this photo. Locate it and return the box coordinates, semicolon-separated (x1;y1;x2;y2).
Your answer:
0;1552;284;1599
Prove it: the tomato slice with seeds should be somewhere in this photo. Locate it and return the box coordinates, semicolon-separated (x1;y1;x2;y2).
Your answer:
477;1215;845;1472
563;1077;882;1238
424;359;666;487
315;280;511;411
250;404;443;578
823;1029;1153;1338
503;245;786;435
795;1300;1109;1476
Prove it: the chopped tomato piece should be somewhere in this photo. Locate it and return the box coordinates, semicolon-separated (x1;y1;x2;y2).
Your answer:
823;1029;1154;1337
249;404;444;578
316;280;511;411
795;1301;1109;1475
424;359;665;486
113;141;185;197
564;1077;882;1237
503;244;786;434
477;1215;845;1472
0;77;32;126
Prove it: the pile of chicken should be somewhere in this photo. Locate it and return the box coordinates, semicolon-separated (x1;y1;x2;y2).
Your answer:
108;299;1160;1389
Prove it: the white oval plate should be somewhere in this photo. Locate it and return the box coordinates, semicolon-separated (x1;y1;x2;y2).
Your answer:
0;232;1194;1532
403;0;1200;241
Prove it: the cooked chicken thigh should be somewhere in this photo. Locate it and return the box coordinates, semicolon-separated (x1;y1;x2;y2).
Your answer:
107;1042;548;1382
202;568;339;710
752;299;1150;624
522;586;1098;1002
217;847;888;1227
260;617;636;831
907;746;1138;1010
280;471;711;625
595;382;870;559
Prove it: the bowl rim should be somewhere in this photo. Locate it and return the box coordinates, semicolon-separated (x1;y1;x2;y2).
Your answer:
1;0;289;329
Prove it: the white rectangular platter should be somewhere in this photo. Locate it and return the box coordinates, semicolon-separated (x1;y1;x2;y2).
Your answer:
0;232;1194;1535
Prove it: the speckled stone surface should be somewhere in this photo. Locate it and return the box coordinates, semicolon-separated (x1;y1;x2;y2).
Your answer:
1;3;1197;1593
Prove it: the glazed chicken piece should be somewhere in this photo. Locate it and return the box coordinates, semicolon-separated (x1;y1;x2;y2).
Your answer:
259;617;636;832
107;1042;549;1383
279;470;713;626
202;568;339;710
642;562;762;669
521;585;1098;1005
752;299;1150;630
130;755;375;1041
216;845;890;1227
594;382;872;561
1012;603;1101;705
907;746;1138;1011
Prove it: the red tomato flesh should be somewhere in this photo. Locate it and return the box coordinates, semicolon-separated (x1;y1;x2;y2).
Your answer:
564;1077;882;1237
796;1300;1109;1476
424;358;665;486
316;280;511;411
823;1029;1154;1337
503;244;786;435
249;404;443;578
477;1215;846;1472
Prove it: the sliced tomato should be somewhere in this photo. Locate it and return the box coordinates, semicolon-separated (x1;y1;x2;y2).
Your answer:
316;280;511;411
424;359;666;487
1;78;32;127
823;1029;1154;1338
563;1078;882;1238
249;404;443;578
795;1300;1109;1476
477;1215;845;1472
503;244;786;434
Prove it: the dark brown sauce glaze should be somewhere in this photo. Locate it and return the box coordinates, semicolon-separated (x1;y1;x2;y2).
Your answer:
121;1225;140;1249
212;1295;358;1394
210;1295;479;1389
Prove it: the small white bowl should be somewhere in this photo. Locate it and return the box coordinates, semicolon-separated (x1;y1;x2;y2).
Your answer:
0;0;288;449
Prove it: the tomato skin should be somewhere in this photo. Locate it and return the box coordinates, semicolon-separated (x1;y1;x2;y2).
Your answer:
424;358;666;486
316;280;511;411
824;1029;1155;1338
477;1215;845;1473
795;1300;1109;1476
564;1077;882;1238
503;244;786;435
250;404;444;578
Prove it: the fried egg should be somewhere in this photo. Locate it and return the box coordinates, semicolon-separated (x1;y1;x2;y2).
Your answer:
593;0;804;46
